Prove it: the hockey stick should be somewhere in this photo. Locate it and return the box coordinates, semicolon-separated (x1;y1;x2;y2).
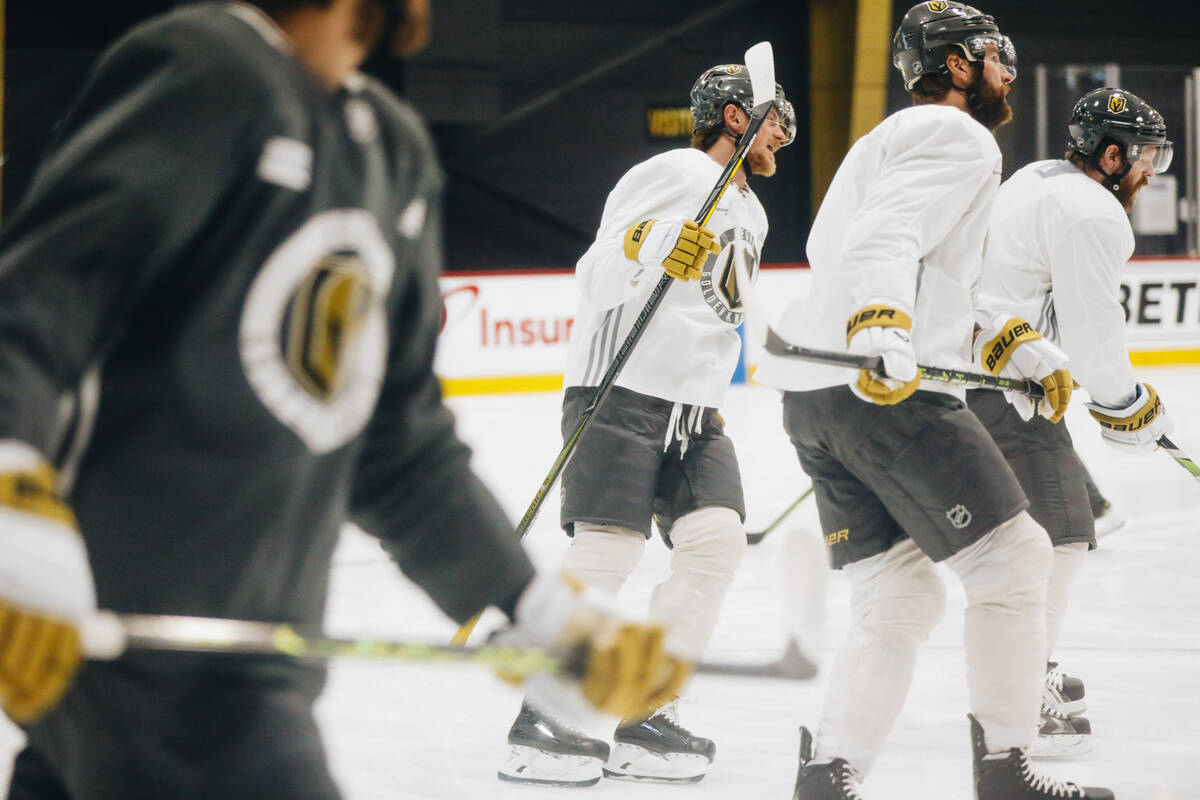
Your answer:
730;258;1046;397
81;611;816;680
450;42;780;647
745;486;813;545
1156;434;1200;481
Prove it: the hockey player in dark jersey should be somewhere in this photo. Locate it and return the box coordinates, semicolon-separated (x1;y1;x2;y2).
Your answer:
0;1;689;797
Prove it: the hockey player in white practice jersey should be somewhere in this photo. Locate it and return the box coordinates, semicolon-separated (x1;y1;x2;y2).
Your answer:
754;3;1113;799
968;86;1175;758
497;63;795;787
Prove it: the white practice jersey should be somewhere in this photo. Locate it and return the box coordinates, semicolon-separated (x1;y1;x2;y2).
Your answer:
976;159;1138;408
564;147;769;408
754;104;1001;399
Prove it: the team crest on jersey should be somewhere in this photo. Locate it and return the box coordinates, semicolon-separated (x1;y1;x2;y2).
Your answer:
699;226;759;325
240;209;394;453
1108;94;1126;114
945;504;972;529
927;1;948;12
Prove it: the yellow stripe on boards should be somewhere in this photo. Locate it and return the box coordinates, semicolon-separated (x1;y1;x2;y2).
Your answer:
439;374;564;396
1129;349;1200;366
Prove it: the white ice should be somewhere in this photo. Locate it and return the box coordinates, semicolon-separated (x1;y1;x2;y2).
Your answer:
3;366;1199;798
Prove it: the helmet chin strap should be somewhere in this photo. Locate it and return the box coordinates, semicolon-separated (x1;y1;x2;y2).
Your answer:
949;65;987;126
1093;153;1131;197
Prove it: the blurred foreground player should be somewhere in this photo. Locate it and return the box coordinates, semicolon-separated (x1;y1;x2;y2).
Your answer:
498;61;795;786
0;2;688;798
755;3;1112;798
971;86;1175;757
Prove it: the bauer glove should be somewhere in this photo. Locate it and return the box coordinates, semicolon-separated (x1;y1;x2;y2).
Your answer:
973;314;1072;423
491;572;690;722
624;218;720;282
0;441;95;723
1084;382;1173;452
845;300;921;405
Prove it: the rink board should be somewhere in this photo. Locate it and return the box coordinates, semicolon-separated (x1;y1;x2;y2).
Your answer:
434;259;1200;395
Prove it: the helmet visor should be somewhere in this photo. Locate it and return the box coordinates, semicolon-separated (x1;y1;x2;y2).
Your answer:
775;99;797;148
1135;141;1174;174
963;32;1016;81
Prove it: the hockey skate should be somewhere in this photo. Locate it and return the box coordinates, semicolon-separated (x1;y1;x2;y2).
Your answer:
1044;662;1086;717
603;701;715;783
792;726;864;800
969;714;1113;799
1030;705;1092;759
497;702;610;787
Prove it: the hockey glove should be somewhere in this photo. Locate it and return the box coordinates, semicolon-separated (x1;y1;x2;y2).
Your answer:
1084;383;1173;452
0;441;94;723
492;572;690;722
624;218;720;282
973;314;1072;423
845;300;920;405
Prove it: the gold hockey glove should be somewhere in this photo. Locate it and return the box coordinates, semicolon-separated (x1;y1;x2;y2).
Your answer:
624;219;720;282
845;302;921;405
973;315;1072;423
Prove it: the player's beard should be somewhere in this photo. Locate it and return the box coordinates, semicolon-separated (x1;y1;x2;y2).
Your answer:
970;73;1012;131
746;146;777;177
1116;171;1149;212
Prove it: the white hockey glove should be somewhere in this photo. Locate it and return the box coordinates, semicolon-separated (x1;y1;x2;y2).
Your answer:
845;300;920;405
1084;383;1173;452
623;218;720;282
973;314;1072;423
490;572;690;723
0;441;95;723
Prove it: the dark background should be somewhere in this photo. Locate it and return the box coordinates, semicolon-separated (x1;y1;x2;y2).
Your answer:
6;1;1200;270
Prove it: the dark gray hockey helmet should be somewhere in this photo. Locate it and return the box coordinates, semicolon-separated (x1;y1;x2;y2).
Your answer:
1067;87;1173;174
892;1;1013;90
690;64;796;147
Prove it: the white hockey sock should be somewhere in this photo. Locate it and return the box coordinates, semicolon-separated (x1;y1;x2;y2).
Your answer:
1046;542;1087;659
561;523;645;597
946;511;1052;751
647;506;745;660
815;538;946;776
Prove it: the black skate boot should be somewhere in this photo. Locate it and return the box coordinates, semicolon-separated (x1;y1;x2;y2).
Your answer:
792;726;864;800
497;701;610;787
603;701;715;783
1031;704;1092;759
1044;662;1086;717
969;714;1114;799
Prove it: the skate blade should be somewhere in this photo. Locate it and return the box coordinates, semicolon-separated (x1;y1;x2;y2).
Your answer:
498;745;603;787
1028;735;1092;760
602;743;708;783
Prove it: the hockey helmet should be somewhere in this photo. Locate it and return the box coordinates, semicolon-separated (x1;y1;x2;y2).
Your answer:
690;64;796;147
892;2;1014;90
1067;88;1173;174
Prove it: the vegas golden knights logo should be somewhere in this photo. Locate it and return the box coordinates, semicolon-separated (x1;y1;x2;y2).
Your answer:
1108;94;1127;114
927;1;948;12
285;254;372;402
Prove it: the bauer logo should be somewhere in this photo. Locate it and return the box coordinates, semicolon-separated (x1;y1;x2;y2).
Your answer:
1109;94;1127;114
825;529;849;547
945;504;972;529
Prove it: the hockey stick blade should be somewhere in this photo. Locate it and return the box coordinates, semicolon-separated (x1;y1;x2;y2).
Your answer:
746;486;814;545
730;256;1044;397
83;612;816;681
744;41;775;109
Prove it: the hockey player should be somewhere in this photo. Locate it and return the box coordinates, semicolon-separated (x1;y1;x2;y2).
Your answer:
753;3;1113;798
969;86;1175;758
498;63;795;786
0;2;690;797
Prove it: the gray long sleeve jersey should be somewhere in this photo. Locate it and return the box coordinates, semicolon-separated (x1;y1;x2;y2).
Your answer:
0;4;533;630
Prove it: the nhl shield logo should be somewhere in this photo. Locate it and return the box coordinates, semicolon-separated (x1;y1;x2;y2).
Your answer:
927;1;948;11
945;504;972;529
1108;94;1127;114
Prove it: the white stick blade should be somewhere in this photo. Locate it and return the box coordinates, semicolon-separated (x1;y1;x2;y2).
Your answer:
744;41;776;108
